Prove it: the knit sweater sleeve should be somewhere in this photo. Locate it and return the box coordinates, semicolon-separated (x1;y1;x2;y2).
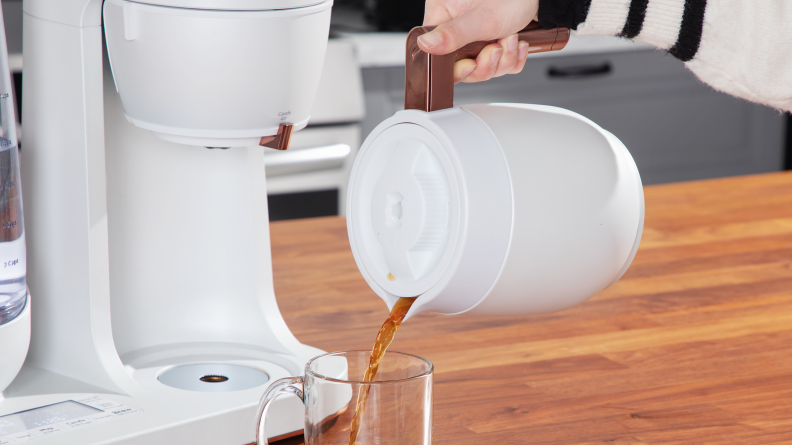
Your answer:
538;0;792;112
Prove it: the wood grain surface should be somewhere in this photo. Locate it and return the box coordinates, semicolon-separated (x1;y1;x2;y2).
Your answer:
269;172;792;444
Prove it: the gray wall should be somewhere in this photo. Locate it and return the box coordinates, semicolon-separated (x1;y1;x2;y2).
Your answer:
2;0;22;55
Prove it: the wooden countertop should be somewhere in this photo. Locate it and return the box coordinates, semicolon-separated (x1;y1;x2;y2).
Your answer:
270;172;792;444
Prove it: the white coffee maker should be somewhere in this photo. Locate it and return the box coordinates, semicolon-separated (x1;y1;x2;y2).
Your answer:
0;0;332;443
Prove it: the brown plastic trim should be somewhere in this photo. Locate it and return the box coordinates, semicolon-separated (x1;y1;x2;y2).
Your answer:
404;22;570;112
260;123;294;150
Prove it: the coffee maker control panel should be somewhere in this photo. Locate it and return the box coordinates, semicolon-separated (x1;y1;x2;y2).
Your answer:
0;397;141;444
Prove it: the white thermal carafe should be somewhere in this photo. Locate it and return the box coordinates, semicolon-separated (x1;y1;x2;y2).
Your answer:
0;4;29;394
347;105;644;320
347;26;644;320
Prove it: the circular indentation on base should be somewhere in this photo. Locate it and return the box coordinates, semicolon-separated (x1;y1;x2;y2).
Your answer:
158;364;269;392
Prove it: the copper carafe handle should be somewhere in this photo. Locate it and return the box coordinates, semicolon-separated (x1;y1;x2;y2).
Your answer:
404;22;571;112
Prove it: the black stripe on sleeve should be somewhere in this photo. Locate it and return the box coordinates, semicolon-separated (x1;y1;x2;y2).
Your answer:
620;0;649;38
537;0;593;30
668;0;708;61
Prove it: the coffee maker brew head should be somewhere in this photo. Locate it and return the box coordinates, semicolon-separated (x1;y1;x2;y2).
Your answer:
103;0;333;149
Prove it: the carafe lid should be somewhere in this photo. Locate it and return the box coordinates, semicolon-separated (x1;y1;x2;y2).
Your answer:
347;107;515;319
127;0;331;11
348;122;458;299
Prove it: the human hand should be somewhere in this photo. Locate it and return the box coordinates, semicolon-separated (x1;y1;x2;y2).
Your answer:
418;0;539;83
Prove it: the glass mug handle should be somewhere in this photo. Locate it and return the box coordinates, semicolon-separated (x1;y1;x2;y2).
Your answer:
255;376;305;445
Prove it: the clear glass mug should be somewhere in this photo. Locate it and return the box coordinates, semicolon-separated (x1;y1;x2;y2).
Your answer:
256;350;433;444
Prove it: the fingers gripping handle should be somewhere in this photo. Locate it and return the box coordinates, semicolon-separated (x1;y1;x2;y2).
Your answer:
404;22;571;112
256;376;304;445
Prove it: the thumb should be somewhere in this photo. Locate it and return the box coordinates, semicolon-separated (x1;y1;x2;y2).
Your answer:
417;12;500;55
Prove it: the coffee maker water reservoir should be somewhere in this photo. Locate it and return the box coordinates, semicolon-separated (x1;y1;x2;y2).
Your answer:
0;4;29;395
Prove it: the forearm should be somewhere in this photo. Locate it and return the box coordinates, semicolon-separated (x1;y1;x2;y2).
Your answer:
539;0;792;112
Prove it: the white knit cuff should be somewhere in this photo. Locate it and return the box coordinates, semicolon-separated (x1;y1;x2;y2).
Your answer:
577;0;687;51
576;0;631;36
636;0;686;49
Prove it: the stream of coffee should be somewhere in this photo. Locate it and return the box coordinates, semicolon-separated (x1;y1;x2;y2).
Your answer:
348;296;418;445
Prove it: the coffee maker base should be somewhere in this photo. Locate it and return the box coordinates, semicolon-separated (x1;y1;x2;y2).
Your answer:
0;293;30;395
0;344;324;444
